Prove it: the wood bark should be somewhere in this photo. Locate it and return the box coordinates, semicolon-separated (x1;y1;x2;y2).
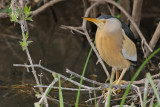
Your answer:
130;0;143;39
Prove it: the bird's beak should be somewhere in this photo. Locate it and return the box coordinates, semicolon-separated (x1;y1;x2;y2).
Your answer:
82;17;100;23
82;17;105;29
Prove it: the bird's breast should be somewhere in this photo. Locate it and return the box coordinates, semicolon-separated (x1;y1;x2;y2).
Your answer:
95;29;130;70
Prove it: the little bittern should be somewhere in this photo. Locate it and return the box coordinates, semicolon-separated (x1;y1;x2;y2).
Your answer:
83;15;137;85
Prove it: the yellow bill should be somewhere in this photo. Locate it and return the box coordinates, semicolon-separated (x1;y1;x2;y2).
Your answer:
82;17;100;23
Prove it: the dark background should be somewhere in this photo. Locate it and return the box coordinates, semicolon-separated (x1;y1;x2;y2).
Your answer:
0;0;160;106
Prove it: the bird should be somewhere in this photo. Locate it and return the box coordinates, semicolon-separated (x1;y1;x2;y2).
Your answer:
83;15;137;85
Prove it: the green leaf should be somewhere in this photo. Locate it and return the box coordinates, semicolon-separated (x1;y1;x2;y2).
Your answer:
34;102;40;107
19;32;33;51
26;17;33;21
115;14;121;19
58;75;64;107
117;0;120;4
10;12;18;22
9;8;20;22
25;32;28;39
28;6;31;12
27;41;33;44
52;73;56;79
24;5;32;21
35;93;41;99
153;102;158;107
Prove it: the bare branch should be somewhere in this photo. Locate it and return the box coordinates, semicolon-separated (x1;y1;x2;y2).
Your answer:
82;0;89;13
31;0;64;17
61;25;85;35
0;13;9;18
35;86;100;91
38;78;58;105
13;64;93;89
130;0;143;38
85;95;103;103
125;72;160;85
120;0;130;24
133;85;143;107
66;69;103;86
13;63;136;90
146;22;160;57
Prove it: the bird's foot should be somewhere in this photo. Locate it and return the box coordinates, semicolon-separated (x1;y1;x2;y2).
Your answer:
103;80;126;99
113;79;126;85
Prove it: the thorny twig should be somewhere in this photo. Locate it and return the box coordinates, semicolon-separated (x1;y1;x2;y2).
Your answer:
66;69;103;86
13;63;136;90
13;63;160;106
38;78;58;106
133;85;143;107
13;63;160;92
14;63;93;89
35;86;100;91
10;0;48;106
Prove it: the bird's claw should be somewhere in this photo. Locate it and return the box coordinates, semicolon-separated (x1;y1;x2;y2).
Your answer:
103;80;126;99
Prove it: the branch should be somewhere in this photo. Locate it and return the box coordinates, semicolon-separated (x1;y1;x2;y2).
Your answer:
14;63;160;102
66;69;103;86
120;0;130;24
125;72;160;85
0;13;9;18
82;0;89;13
133;85;143;107
31;0;64;17
61;25;85;35
13;63;137;90
146;22;160;57
35;86;100;91
13;64;93;89
10;0;48;106
130;0;143;38
38;78;58;105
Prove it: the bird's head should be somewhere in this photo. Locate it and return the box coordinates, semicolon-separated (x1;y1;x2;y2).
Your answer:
83;17;122;34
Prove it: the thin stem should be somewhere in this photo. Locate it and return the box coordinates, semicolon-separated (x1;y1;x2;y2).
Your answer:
75;47;93;107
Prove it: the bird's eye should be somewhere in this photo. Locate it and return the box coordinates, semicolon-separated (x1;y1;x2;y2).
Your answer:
102;20;106;23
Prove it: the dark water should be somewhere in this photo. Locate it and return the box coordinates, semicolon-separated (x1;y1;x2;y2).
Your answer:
0;0;160;106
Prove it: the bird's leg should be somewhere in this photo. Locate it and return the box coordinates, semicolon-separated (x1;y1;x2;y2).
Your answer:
103;68;128;97
116;70;119;81
116;68;127;85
